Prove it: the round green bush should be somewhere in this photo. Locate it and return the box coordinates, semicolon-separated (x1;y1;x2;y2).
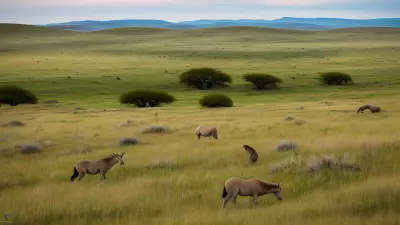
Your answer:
180;67;232;89
243;73;282;90
319;72;353;85
0;86;38;106
199;94;233;108
119;90;176;107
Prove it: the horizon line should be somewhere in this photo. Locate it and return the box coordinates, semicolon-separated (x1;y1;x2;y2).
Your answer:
30;16;400;26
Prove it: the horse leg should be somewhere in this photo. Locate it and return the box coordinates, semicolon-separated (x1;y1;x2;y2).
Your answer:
231;192;240;209
252;194;259;208
222;193;233;208
100;171;107;181
78;172;86;182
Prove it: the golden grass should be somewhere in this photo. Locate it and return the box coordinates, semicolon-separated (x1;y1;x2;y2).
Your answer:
1;96;400;224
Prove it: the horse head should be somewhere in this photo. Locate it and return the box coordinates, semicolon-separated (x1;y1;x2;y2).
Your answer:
113;152;125;165
273;182;283;200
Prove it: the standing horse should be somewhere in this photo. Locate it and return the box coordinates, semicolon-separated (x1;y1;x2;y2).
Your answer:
242;145;258;164
221;177;282;208
70;152;125;182
195;126;218;140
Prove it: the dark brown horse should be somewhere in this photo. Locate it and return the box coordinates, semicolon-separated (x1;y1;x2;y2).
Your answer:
357;104;381;113
243;145;258;164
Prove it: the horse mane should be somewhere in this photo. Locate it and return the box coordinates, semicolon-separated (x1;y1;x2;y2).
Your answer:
103;155;116;162
255;179;279;189
359;104;371;109
243;145;255;152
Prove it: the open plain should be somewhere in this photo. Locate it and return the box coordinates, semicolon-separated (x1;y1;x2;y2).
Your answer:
1;24;400;225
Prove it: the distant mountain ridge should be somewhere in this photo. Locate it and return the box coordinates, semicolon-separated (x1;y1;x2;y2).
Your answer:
43;17;400;32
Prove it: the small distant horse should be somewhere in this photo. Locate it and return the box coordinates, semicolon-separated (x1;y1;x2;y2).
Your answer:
221;177;282;208
357;104;381;113
242;145;258;164
70;152;125;182
195;126;218;140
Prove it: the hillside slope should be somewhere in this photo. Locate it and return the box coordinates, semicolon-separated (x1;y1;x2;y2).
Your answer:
0;23;76;37
42;17;400;32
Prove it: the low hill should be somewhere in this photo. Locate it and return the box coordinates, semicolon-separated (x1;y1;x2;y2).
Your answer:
176;21;329;30
0;23;76;37
324;27;400;34
44;19;197;32
89;25;400;37
177;26;315;34
43;17;400;32
92;27;173;35
180;17;400;29
274;17;400;28
2;23;399;39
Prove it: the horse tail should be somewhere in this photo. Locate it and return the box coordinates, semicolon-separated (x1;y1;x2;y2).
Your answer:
195;126;202;139
70;166;79;182
213;127;218;139
222;186;227;198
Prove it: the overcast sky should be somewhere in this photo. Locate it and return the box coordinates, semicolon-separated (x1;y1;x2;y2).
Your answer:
1;0;399;24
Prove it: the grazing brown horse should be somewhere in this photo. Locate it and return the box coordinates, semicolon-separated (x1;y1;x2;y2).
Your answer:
243;145;258;164
70;152;125;182
195;126;218;140
357;104;381;113
221;177;282;208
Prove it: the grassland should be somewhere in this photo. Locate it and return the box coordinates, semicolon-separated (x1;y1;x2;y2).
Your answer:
1;24;400;225
1;25;400;107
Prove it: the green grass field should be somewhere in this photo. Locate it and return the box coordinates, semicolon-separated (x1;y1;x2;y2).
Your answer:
1;24;400;225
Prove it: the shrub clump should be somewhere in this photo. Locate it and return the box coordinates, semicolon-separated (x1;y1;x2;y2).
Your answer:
270;153;361;174
0;86;38;106
243;73;282;90
43;99;59;104
1;120;25;127
199;94;233;108
307;153;361;173
19;143;42;154
141;125;169;134
119;90;175;108
276;141;298;152
319;72;353;85
119;137;138;146
180;68;232;89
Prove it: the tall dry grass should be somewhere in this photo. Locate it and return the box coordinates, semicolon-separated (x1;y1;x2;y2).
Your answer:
1;97;400;225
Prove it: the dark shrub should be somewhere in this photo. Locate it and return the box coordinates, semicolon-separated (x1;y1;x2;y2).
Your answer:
1;120;25;127
319;72;353;85
0;86;38;106
276;141;298;152
243;73;282;90
141;125;169;134
199;94;233;108
119;90;175;107
180;68;232;89
19;143;42;154
119;137;138;146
